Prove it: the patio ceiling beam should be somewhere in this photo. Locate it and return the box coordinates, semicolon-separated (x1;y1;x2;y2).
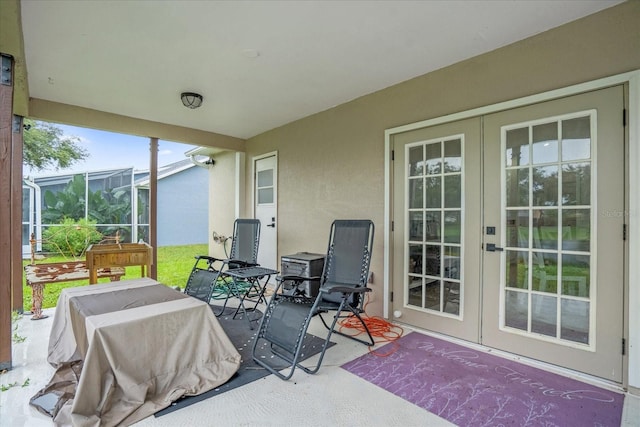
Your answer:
28;98;246;152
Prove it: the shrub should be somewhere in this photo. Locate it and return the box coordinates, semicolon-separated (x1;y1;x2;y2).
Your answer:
42;218;103;257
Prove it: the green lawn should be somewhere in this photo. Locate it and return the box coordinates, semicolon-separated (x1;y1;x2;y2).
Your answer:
22;244;207;310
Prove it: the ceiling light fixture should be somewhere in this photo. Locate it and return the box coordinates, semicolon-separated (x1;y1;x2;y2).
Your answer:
181;92;203;109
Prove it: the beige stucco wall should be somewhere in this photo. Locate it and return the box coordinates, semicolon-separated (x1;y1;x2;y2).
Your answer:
243;1;640;318
208;151;241;259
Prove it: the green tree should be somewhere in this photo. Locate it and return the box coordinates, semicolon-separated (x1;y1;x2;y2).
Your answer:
42;174;132;230
42;175;87;222
23;119;89;171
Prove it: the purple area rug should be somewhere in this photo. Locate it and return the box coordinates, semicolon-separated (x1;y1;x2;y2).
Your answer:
342;332;623;426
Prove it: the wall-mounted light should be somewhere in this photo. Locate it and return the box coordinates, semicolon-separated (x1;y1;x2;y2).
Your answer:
181;92;203;109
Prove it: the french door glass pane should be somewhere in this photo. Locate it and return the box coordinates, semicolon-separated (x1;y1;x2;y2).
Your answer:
405;137;463;316
502;113;593;346
505;169;529;207
505;127;529;167
505;290;528;331
409;211;423;241
531;294;557;337
532;165;558;206
560;299;589;344
533;208;558;250
425;142;442;174
561;254;590;297
444;175;461;208
425;177;441;208
444;139;462;172
562;163;591;205
532;122;558;164
409;146;424;176
408;178;423;209
506;210;528;248
505;250;528;290
562;117;591;161
443;211;461;244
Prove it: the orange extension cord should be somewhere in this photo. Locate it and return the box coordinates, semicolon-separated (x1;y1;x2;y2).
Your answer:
337;293;404;357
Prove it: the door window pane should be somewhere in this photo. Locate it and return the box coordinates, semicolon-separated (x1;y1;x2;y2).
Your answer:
505;250;528;290
562;162;591;206
532;122;558;164
506;210;528;248
444;139;461;172
409;145;424;176
505;290;528;331
443;211;461;244
505;169;529;207
506;127;529;167
408;178;423;209
425;177;441;208
425;211;441;242
533;209;558;250
562;116;591;161
532;294;557;337
561;254;590;297
443;246;460;280
425;142;442;175
409;211;423;241
258;188;273;204
444;281;460;315
561;299;589;344
562;209;590;251
532;252;557;293
532;165;558;206
257;169;273;187
444;175;461;208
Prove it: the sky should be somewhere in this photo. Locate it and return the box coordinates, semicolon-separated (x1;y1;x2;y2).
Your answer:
25;123;198;178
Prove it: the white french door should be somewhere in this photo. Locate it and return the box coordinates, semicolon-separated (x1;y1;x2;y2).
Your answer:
481;86;625;382
392;85;625;381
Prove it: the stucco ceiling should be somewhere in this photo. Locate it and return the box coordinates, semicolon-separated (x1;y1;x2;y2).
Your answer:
20;0;622;140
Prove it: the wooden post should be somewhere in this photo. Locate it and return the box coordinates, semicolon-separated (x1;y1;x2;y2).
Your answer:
0;53;14;370
149;138;158;279
11;114;23;313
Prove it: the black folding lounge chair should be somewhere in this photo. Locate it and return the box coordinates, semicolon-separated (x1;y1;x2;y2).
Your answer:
183;218;260;310
252;219;374;380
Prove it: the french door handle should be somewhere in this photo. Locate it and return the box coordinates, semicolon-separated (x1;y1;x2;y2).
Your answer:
486;243;504;252
267;222;276;228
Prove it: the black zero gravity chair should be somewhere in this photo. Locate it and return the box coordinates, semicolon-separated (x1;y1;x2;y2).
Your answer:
252;219;374;380
183;218;261;312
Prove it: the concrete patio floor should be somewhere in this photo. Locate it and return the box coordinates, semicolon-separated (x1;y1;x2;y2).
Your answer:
2;306;639;427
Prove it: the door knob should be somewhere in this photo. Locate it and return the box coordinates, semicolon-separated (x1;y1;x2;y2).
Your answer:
486;243;503;252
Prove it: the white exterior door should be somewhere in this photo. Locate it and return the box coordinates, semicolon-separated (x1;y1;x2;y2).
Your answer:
254;154;277;269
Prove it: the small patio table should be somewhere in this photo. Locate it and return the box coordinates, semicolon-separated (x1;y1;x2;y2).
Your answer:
222;266;278;329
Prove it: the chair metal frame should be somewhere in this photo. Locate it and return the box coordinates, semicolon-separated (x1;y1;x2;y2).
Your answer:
183;219;261;312
252;219;374;380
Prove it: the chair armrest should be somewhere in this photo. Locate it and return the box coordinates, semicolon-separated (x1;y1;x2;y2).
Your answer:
226;259;258;268
322;283;371;294
194;255;222;263
277;275;321;282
